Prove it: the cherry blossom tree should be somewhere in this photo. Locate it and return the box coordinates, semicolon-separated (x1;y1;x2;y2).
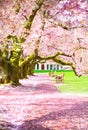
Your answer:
0;0;88;85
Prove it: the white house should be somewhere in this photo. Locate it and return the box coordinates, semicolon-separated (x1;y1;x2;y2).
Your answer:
35;60;72;70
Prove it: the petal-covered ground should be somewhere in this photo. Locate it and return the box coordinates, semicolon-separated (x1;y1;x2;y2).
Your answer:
0;74;88;130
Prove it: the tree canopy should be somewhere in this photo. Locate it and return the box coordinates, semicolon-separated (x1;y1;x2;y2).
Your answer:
0;0;88;85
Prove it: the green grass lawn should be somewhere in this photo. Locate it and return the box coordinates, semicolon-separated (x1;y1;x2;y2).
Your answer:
56;71;88;94
35;70;88;94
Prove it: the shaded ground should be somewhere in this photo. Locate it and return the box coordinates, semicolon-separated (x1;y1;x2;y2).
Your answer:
0;74;88;130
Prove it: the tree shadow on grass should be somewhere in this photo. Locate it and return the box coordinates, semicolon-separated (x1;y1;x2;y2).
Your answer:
17;101;88;130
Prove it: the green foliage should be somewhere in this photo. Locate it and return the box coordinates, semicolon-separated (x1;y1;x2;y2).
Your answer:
10;43;22;66
19;36;25;43
10;52;19;65
36;0;44;6
2;45;8;60
6;35;25;43
12;36;18;43
6;34;12;39
13;43;22;53
2;52;8;59
24;20;32;29
6;35;18;43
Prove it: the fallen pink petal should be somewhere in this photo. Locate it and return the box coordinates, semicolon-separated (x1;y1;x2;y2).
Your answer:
0;74;88;130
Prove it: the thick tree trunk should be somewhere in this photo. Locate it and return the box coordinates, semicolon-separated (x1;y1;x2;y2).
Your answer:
4;64;20;85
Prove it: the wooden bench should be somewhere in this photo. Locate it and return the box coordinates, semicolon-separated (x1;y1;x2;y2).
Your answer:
55;73;64;83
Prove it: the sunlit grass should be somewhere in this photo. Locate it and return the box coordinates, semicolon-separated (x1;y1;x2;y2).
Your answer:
56;71;88;94
34;70;88;94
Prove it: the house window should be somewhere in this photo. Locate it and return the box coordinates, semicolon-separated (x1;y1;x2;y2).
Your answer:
61;66;63;70
47;64;49;70
53;65;56;70
50;64;53;70
41;64;44;70
37;64;39;70
57;65;59;70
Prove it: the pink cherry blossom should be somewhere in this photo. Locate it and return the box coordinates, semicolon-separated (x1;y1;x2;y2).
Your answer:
0;0;88;75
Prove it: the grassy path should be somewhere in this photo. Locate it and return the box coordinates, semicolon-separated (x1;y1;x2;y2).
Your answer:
0;74;88;130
